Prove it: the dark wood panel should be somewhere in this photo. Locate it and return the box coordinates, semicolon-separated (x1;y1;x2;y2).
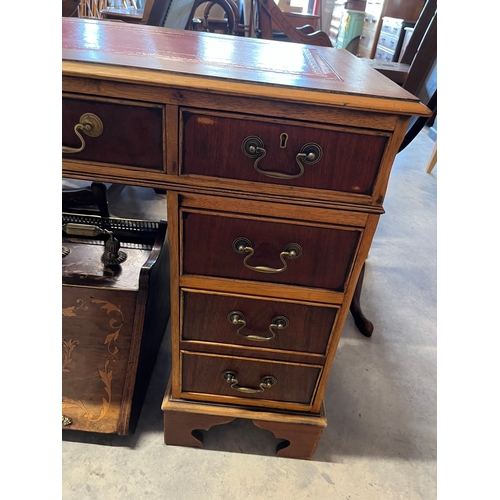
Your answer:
181;110;388;195
126;223;171;434
62;287;136;433
181;290;337;354
182;212;360;291
181;352;321;404
384;0;425;22
62;96;164;169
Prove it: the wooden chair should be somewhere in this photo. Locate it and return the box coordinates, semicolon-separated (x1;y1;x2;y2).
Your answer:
363;0;436;95
378;0;437;152
102;0;247;35
193;0;239;34
425;141;437;174
255;0;332;47
100;0;196;28
142;0;199;28
137;0;239;33
79;0;108;18
351;0;437;337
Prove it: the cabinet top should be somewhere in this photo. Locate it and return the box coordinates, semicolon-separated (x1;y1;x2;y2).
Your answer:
62;18;428;116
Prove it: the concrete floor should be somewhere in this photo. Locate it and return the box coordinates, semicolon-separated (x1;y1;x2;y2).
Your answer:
62;128;437;499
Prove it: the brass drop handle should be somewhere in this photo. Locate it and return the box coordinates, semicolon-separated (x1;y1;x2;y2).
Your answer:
233;237;302;274
222;371;277;393
62;113;104;154
242;136;322;180
227;311;289;341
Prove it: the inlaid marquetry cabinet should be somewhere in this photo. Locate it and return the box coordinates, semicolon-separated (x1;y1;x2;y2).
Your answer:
62;18;429;458
62;216;170;435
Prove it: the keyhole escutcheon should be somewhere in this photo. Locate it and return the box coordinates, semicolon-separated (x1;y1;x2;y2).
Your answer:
280;133;288;148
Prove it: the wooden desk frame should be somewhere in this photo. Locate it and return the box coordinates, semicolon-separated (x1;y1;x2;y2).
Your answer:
62;18;428;458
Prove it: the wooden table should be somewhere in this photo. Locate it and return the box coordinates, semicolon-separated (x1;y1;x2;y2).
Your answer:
101;7;144;23
62;18;429;458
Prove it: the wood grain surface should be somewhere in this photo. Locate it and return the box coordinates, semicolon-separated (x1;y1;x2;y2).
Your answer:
62;18;430;115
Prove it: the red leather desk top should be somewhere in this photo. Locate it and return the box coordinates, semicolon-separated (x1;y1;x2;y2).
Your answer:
62;18;423;107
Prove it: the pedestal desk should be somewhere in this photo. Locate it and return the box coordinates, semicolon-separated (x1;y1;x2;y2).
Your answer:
62;18;429;458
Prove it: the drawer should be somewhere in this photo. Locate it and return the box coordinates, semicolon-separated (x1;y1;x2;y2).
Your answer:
358;27;377;53
181;211;360;291
380;17;403;36
180;109;388;196
377;32;399;53
375;45;395;62
181;290;338;355
362;13;378;26
181;352;321;405
356;46;372;59
62;95;164;170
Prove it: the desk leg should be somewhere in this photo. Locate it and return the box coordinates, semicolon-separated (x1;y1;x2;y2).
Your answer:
349;263;374;337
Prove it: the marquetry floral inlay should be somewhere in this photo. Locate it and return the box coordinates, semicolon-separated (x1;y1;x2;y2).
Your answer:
62;298;124;422
62;339;79;373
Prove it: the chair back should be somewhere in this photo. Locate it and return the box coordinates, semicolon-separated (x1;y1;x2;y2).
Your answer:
399;0;437;65
403;8;437;99
199;0;238;34
398;2;437;151
256;0;332;47
141;0;170;25
142;0;199;29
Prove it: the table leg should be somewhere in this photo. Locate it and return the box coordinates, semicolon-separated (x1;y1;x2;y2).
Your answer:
349;263;374;337
425;141;437;173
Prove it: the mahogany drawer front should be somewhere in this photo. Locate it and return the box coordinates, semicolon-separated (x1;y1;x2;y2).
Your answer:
182;212;360;291
180;110;388;196
62;96;164;170
181;352;321;405
181;290;338;355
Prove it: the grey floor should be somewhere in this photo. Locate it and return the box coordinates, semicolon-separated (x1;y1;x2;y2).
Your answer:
62;128;437;499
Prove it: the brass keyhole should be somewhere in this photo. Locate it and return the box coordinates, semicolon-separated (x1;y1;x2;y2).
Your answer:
280;133;288;148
